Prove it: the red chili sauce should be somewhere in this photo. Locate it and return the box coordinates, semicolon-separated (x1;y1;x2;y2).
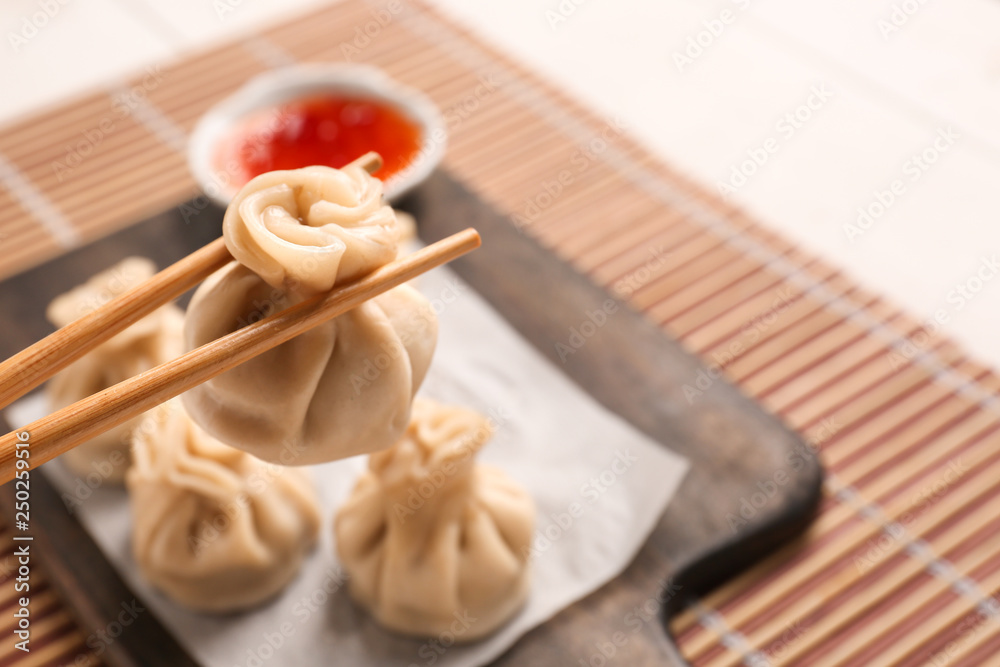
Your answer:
216;94;422;189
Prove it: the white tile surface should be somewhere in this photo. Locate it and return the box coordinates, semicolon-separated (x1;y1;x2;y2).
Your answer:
126;0;332;51
0;0;174;122
1;0;997;369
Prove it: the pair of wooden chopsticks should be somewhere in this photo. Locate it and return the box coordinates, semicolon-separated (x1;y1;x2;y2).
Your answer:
0;152;480;485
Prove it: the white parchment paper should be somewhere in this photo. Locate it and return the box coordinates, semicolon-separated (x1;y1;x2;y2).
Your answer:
9;265;689;667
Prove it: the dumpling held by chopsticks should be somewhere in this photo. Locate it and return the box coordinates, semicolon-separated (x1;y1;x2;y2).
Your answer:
183;164;437;466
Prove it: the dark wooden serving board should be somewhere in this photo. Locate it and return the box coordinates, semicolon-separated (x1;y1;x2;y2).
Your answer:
0;170;822;666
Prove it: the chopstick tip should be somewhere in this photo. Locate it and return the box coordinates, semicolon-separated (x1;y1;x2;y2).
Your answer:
356;152;383;175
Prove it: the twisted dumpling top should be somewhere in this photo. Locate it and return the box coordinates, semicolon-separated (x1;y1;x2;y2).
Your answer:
223;164;398;295
368;398;492;499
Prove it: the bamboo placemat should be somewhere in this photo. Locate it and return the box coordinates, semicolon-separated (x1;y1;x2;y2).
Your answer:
2;1;1000;665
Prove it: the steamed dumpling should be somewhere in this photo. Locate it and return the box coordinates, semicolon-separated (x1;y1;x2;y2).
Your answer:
46;257;184;482
126;400;320;613
183;165;437;465
335;399;535;640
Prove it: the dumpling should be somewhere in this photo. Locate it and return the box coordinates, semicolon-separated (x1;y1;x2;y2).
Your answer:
46;257;184;482
394;210;418;244
221;164;399;294
183;165;437;465
335;398;535;640
126;400;321;613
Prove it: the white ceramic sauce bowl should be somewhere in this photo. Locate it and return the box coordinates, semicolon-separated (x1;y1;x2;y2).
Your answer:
187;64;446;207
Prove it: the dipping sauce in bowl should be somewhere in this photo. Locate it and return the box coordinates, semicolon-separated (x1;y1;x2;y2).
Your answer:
216;93;423;189
188;64;445;206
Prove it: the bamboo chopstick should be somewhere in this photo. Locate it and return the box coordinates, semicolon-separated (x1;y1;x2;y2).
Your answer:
0;152;384;411
0;227;480;485
0;238;230;411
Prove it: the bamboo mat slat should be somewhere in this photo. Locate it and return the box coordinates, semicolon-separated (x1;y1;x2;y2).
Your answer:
0;523;95;667
1;1;999;665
